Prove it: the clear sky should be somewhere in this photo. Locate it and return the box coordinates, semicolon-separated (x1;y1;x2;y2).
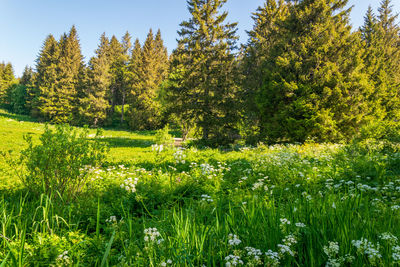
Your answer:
1;0;399;76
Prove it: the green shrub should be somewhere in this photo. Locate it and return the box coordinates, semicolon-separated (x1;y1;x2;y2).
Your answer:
20;124;108;199
154;125;174;147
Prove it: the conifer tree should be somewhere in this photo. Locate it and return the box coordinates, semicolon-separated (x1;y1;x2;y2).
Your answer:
8;66;33;114
128;29;168;130
377;0;400;119
33;34;60;119
0;62;16;105
252;0;372;142
165;0;239;143
126;38;143;128
108;35;124;120
20;66;34;86
120;32;132;125
55;25;85;123
242;0;289;141
154;29;169;84
360;0;400;136
79;33;111;126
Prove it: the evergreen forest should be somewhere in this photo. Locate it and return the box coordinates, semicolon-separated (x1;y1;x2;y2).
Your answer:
1;0;399;145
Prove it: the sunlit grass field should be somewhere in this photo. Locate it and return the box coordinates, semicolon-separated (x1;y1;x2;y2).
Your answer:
1;109;400;266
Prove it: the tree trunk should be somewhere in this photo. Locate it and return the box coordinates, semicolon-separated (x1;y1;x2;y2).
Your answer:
121;90;125;125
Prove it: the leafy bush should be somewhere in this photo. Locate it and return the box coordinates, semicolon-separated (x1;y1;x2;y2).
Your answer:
20;124;108;199
154;125;174;147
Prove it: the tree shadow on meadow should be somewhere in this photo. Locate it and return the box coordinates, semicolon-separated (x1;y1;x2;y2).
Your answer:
0;110;38;123
98;137;153;148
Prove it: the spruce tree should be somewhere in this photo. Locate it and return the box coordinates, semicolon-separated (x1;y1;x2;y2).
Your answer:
128;29;168;130
252;0;372;142
242;0;289;141
107;35;124;120
154;29;169;84
120;32;132;125
0;62;16;106
126;38;143;128
377;0;400;120
55;25;85;123
33;34;60;120
165;0;239;143
360;0;400;137
9;66;33;114
79;33;111;126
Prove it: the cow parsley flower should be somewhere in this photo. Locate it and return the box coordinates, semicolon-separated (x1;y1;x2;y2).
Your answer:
228;234;241;246
144;228;163;244
120;177;139;193
225;255;243;266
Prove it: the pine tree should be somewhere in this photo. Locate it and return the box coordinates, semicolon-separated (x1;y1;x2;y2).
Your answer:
55;25;85;123
126;38;143;128
360;0;400;137
0;62;16;106
128;29;168;130
120;31;132;125
33;34;60;120
252;0;373;142
79;33;111;126
165;0;239;143
20;66;34;86
8;66;33;114
107;35;124;120
377;0;400;120
242;0;290;141
154;29;169;84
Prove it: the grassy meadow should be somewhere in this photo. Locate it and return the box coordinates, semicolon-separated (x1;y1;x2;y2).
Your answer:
0;109;400;266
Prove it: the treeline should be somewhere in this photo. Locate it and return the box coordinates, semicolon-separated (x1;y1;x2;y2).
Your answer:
1;0;400;145
1;26;168;129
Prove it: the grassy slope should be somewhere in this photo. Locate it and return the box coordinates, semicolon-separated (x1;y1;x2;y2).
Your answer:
0;109;156;188
1;109;400;266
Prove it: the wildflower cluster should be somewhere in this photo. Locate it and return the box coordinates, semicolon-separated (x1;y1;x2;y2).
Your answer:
200;194;213;203
225;255;243;266
144;228;164;244
228;234;242;246
106;215;117;224
160;259;173;266
323;241;354;267
56;250;71;265
173;148;186;164
352;238;382;265
151;144;164;153
265;250;280;266
120;177;139;193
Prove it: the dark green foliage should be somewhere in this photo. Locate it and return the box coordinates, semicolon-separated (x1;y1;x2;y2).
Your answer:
360;0;400;138
0;62;16;107
20;124;107;199
32;34;60;120
56;26;86;123
246;0;375;143
107;35;125;120
154;124;174;146
31;26;85;123
165;0;240;144
8;84;28;114
6;66;34;115
2;0;400;145
127;29;168;130
79;33;111;127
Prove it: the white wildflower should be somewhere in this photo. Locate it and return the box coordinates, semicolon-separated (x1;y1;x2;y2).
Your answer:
228;234;241;246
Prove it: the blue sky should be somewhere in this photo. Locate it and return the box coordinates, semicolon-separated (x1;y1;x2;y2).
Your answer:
0;0;399;76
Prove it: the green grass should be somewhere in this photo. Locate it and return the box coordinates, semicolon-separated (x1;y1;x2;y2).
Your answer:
1;109;400;266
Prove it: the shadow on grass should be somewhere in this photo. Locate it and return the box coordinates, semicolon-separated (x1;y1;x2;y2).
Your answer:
0;109;38;123
99;137;153;148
